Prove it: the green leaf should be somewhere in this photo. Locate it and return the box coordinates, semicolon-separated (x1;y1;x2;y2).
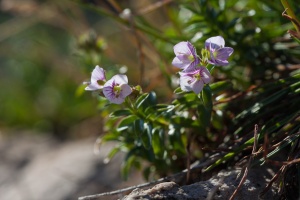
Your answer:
169;129;186;154
134;119;144;137
255;133;300;166
149;104;175;113
210;80;232;95
147;92;157;105
105;146;121;162
152;128;165;158
174;87;184;94
172;116;200;128
75;83;87;97
101;132;121;142
234;89;288;122
135;93;150;109
197;104;210;132
109;109;132;118
205;152;235;172
141;123;152;149
121;153;137;180
201;85;213;110
184;93;198;102
143;166;152;181
225;17;240;29
117;115;138;132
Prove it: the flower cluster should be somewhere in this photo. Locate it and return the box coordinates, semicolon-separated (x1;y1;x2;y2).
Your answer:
172;36;233;94
85;65;132;104
85;36;233;104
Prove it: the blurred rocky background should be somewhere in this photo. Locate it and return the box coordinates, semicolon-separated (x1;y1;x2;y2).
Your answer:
0;131;143;200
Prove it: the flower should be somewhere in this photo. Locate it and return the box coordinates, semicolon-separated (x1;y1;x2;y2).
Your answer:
172;41;200;72
85;65;106;90
205;36;233;66
179;67;211;94
103;74;132;104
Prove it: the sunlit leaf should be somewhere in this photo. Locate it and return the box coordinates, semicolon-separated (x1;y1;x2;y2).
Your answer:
141;123;152;149
135;93;150;109
109;109;132;118
117;115;138;132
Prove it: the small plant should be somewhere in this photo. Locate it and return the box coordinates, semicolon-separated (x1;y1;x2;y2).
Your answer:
81;0;300;198
84;36;235;179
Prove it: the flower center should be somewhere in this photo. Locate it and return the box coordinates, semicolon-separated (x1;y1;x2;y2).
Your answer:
213;51;218;58
113;84;121;97
188;54;194;61
201;49;211;65
193;72;201;81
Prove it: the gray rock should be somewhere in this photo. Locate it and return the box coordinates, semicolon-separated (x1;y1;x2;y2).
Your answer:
122;168;277;200
0;131;143;200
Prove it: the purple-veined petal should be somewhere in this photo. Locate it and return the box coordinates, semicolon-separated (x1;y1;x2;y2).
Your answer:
111;74;128;85
103;74;131;104
205;36;225;50
172;57;188;69
179;67;211;94
103;79;115;99
120;84;132;98
109;96;126;104
208;59;228;66
205;36;233;66
85;65;106;91
190;79;204;94
172;41;200;72
174;42;192;56
216;47;234;60
91;65;106;83
200;67;211;84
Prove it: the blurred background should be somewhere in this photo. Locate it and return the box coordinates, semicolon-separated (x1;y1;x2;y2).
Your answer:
0;0;300;199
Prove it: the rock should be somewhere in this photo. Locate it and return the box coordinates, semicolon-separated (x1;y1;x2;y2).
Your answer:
0;131;144;200
122;168;277;200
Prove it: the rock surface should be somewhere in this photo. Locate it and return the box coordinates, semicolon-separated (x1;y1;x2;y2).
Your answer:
0;131;143;200
0;130;279;200
122;168;277;200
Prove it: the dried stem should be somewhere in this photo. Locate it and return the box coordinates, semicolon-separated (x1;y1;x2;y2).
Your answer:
229;124;259;200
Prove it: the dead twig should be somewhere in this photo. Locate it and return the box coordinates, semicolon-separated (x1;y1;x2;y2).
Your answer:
260;131;300;198
229;124;259;200
259;165;286;198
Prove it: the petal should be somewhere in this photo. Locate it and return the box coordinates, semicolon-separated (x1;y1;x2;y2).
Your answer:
182;59;200;72
216;47;234;60
209;59;229;66
172;57;189;69
120;84;132;98
109;96;125;104
179;75;193;92
200;67;211;84
91;65;106;82
103;88;114;100
103;79;115;99
111;74;128;85
85;82;102;91
173;42;191;56
103;74;131;104
191;80;204;94
205;36;225;49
